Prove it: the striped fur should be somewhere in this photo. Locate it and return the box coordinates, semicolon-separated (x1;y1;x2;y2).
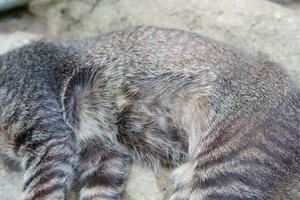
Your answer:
0;42;79;200
0;26;299;200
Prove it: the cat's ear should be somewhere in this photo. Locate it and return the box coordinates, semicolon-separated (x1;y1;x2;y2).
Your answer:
62;67;96;131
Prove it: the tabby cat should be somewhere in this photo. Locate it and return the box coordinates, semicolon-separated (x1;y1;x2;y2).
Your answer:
0;27;299;200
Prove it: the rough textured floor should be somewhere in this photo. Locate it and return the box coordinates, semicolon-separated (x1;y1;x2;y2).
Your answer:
0;0;299;199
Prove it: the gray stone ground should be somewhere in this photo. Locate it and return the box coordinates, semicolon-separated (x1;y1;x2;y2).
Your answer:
0;0;299;199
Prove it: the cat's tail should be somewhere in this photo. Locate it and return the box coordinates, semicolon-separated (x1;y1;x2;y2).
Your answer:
62;66;116;144
62;67;95;131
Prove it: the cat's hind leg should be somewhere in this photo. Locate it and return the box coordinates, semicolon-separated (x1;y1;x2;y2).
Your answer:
18;120;78;200
77;141;130;200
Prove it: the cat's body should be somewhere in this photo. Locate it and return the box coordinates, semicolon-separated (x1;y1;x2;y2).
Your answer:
0;26;299;200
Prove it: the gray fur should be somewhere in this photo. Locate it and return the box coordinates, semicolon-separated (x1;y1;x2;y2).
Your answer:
0;26;299;200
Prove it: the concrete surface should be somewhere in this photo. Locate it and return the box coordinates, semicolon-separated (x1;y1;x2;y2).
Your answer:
0;0;299;199
0;31;40;54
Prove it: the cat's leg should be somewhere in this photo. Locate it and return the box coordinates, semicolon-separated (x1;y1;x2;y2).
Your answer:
168;141;289;200
169;157;263;200
18;123;78;200
78;142;130;200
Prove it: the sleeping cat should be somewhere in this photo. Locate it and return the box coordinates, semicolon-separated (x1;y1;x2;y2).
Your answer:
0;26;299;200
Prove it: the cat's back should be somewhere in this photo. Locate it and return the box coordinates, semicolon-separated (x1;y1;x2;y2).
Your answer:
82;27;290;92
80;26;299;127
